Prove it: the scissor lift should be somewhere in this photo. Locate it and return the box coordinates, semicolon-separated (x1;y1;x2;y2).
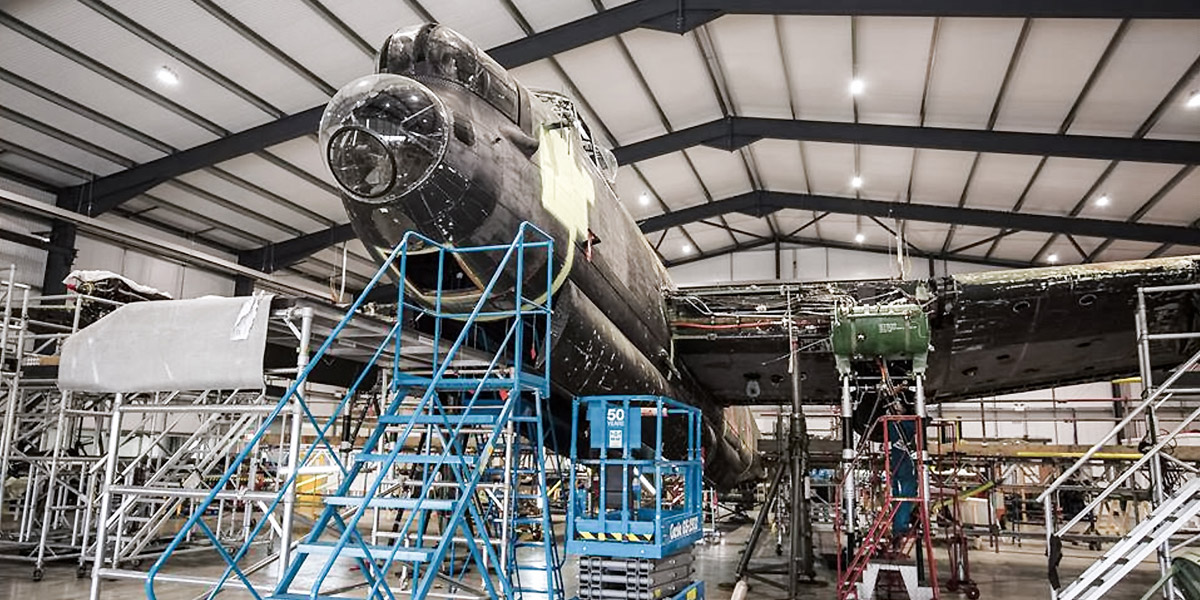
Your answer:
567;395;705;600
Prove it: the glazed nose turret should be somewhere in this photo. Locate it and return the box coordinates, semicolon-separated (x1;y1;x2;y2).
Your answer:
320;74;450;205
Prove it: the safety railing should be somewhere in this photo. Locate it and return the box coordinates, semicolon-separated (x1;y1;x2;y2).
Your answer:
1039;282;1200;598
142;222;556;600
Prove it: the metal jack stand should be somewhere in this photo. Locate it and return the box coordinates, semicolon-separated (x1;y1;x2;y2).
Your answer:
730;302;821;600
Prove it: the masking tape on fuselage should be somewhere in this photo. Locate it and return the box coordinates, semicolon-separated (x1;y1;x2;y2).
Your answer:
532;124;594;303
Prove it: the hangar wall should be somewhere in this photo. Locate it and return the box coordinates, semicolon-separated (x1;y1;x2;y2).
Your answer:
0;178;234;298
668;245;1004;286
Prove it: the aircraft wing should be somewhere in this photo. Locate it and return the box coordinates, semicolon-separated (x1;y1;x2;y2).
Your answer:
667;255;1200;405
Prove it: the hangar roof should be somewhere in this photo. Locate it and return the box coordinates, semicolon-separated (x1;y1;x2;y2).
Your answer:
1;0;1198;292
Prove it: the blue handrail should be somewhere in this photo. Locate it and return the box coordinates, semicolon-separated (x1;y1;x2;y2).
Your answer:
144;223;556;600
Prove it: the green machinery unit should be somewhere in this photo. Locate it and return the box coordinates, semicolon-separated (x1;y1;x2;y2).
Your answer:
830;303;931;376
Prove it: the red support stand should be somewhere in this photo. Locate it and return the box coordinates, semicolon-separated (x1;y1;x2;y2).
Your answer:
836;414;940;600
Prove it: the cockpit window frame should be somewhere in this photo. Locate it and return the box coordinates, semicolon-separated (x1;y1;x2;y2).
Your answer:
380;25;522;126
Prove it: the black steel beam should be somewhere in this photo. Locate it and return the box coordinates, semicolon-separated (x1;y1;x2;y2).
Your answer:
612;117;1200;166
238;223;356;273
60;0;1199;220
40;221;77;295
55;106;324;215
664;234;1031;270
638;191;1200;246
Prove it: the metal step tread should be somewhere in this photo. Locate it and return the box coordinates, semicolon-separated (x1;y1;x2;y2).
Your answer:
356;453;478;465
295;541;433;563
392;373;546;391
380;414;500;426
325;496;458;511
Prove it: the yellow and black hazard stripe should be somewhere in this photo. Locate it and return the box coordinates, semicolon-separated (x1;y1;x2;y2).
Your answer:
577;532;654;542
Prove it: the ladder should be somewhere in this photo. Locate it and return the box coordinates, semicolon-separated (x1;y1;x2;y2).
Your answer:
1039;282;1200;600
143;223;560;600
1058;477;1200;600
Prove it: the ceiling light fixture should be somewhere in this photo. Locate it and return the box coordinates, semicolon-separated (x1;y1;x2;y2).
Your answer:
849;78;865;96
681;243;693;254
1047;253;1059;264
854;232;866;244
1186;90;1200;109
1095;194;1110;207
156;66;179;86
850;175;863;189
638;192;650;206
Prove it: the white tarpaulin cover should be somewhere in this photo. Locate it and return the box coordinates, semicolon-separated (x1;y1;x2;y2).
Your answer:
58;293;274;393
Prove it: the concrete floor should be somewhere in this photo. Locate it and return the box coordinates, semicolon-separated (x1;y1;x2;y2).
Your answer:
0;523;1165;599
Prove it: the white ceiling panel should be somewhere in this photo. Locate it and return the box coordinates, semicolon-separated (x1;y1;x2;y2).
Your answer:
749;139;808;194
314;0;423;54
8;2;273;134
989;230;1053;262
611;165;661;220
1075;161;1187;221
1017;157;1111;216
801;142;855;195
1141;167;1200;225
1094;240;1162;262
1039;234;1104;264
423;0;525;49
993;19;1121;133
774;211;823;238
778;16;854;123
923;18;1024;129
191;227;255;251
511;0;594;34
171;169;327;234
204;154;345;223
943;226;1003;257
812;213;867;245
683;146;753;200
508;57;560;89
709;15;792;119
555;38;666;144
855;17;936;126
105;0;332;114
901;221;954;251
684;222;736;253
724;213;775;240
909;148;976;206
1069;20;1200;137
211;0;372;90
632;152;708;211
657;227;691;262
1147;69;1200;142
620;29;722;129
0;117;127;177
963;153;1043;211
144;183;292;242
266;138;334;188
0;80;165;164
858;145;914;201
0;30;219;149
0;153;84;187
1166;245;1200;257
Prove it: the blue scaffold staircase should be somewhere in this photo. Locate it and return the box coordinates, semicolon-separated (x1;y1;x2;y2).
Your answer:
144;223;564;600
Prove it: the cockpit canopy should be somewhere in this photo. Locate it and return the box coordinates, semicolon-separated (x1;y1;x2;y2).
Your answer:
378;24;520;124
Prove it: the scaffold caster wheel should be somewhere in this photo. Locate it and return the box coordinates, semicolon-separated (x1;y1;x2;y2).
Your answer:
76;565;88;579
775;544;782;556
946;579;960;592
32;567;44;582
966;586;980;600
